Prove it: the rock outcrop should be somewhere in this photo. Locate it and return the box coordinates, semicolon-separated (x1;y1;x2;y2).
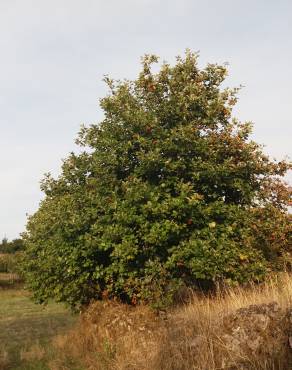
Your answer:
219;302;292;369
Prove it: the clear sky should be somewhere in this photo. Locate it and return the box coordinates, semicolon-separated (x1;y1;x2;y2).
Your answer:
1;0;291;239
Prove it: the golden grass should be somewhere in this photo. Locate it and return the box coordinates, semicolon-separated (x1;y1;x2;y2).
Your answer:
0;348;9;370
49;273;292;370
20;342;46;362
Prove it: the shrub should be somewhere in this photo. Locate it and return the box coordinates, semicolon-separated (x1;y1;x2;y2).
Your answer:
0;253;22;274
22;51;291;308
0;238;24;254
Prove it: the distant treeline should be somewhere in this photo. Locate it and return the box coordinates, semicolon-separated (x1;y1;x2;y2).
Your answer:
0;238;24;254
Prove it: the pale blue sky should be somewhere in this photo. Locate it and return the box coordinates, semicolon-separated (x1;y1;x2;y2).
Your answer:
1;0;291;239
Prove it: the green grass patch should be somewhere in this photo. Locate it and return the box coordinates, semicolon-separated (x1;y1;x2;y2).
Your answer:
0;275;76;369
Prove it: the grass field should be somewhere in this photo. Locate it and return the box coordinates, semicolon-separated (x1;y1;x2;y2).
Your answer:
0;274;76;370
2;271;292;369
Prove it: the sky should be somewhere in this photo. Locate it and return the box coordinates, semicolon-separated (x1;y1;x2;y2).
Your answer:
0;0;291;239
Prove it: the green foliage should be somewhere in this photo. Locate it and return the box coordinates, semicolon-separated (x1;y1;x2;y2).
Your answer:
0;253;22;274
22;51;292;308
0;238;24;275
0;238;24;254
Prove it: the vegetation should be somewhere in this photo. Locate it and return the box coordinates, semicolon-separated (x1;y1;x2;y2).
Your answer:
4;273;292;370
22;51;291;309
0;253;23;277
1;51;291;369
0;279;76;369
0;238;24;277
0;238;24;254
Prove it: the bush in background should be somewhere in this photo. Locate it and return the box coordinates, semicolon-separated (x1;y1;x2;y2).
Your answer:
0;252;22;274
0;238;24;254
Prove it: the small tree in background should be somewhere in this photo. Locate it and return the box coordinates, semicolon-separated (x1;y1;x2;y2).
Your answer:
22;51;291;308
0;238;24;276
0;238;24;254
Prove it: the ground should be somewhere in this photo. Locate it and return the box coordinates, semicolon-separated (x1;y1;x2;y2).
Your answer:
0;273;76;370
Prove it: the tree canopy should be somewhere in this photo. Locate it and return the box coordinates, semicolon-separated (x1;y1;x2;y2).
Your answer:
22;51;291;308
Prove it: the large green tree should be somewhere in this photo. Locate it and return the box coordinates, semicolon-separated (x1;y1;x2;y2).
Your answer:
22;51;291;308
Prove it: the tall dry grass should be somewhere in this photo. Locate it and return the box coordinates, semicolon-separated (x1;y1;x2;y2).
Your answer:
49;273;292;370
0;348;9;370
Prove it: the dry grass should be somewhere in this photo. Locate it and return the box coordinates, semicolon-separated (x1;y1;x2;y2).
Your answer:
0;272;19;281
20;343;46;362
0;348;9;370
49;273;292;370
